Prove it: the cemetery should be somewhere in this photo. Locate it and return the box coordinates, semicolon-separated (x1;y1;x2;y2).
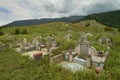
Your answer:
15;36;58;60
0;30;112;75
0;21;119;80
50;33;111;74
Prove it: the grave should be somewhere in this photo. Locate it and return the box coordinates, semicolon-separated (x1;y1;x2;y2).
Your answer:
98;36;112;46
64;33;71;41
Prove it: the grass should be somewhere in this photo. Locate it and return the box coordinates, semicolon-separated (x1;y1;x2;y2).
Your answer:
0;20;120;80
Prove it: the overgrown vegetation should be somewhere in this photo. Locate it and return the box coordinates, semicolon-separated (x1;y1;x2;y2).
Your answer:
0;21;120;80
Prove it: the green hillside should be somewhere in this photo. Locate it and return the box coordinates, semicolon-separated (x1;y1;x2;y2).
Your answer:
84;10;120;28
0;21;120;80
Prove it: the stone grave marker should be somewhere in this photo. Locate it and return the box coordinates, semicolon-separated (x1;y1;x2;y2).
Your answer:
32;38;40;51
65;33;71;41
79;40;90;59
23;38;27;46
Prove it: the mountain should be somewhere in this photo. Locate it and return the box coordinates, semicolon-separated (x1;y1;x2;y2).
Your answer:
83;10;120;28
3;16;84;27
2;10;120;27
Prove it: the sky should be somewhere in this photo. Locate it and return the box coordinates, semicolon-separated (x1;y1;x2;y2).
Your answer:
0;0;120;26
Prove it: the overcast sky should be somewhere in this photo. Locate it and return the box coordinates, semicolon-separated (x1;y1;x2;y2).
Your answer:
0;0;120;26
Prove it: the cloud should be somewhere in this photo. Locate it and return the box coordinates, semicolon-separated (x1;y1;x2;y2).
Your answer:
0;0;120;26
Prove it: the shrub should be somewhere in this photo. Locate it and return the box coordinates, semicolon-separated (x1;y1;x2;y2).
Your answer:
0;31;4;35
85;23;90;27
14;29;20;35
118;28;120;32
21;30;28;34
104;27;113;31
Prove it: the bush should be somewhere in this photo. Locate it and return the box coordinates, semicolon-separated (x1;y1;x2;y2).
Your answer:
14;29;20;35
21;30;28;34
118;28;120;32
0;31;4;35
104;27;113;31
85;23;90;27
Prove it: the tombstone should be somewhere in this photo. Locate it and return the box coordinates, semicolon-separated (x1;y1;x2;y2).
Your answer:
32;38;39;46
23;38;27;47
20;43;24;52
51;38;57;47
46;36;53;53
65;33;71;41
77;33;92;59
79;40;90;59
80;33;93;42
32;38;40;51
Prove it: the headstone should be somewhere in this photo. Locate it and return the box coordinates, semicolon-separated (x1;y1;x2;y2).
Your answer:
80;33;87;42
79;40;90;59
46;36;53;53
32;38;39;46
20;43;24;52
65;33;71;41
51;38;57;47
23;38;27;46
80;33;93;42
78;33;92;59
32;38;40;50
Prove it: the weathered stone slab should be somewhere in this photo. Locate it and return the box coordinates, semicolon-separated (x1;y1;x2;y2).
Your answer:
92;56;107;63
92;56;103;63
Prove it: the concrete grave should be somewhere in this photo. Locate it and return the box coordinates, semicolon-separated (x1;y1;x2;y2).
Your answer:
98;36;112;46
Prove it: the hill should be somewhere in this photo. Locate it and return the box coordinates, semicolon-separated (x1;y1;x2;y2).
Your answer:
3;16;84;27
83;10;120;28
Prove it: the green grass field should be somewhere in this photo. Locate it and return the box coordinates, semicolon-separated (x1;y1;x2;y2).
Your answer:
0;20;120;80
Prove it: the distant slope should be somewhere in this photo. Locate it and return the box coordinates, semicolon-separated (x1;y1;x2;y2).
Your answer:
83;10;120;28
4;16;84;27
